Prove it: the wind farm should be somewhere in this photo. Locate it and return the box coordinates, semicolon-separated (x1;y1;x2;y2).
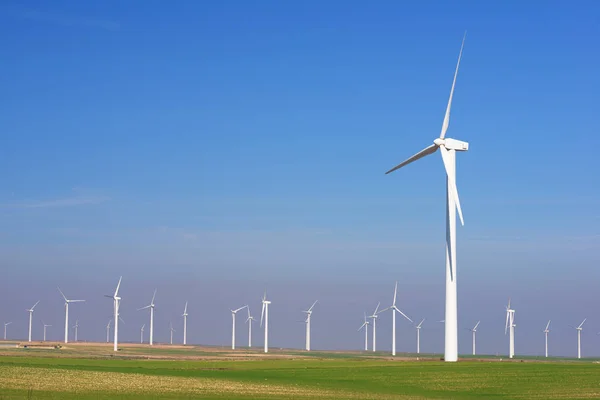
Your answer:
1;1;599;398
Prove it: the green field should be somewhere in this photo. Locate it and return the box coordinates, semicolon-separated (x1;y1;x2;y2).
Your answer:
1;348;600;399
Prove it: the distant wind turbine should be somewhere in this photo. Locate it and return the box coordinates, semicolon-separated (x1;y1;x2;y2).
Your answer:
368;302;380;352
358;313;370;351
3;322;12;340
415;319;425;354
571;318;586;359
377;282;412;356
138;289;156;346
170;322;175;345
42;321;51;342
246;307;256;348
260;291;271;353
302;300;318;351
231;305;248;350
58;287;85;344
104;276;122;352
469;321;480;355
505;298;515;358
140;324;145;344
182;301;188;345
72;320;79;342
384;33;469;363
543;320;551;358
105;319;111;343
26;301;40;342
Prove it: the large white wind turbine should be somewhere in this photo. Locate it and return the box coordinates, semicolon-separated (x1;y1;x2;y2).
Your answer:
3;322;12;340
138;289;156;346
246;307;256;348
73;320;79;342
140;324;145;344
368;302;380;352
58;287;85;344
182;301;188;345
572;318;586;359
105;319;111;343
415;319;425;354
170;322;175;345
104;276;122;352
377;282;412;356
505;299;515;358
469;321;480;355
26;301;40;342
302;300;318;351
543;320;551;358
231;305;248;350
385;34;468;363
260;291;271;353
358;313;370;351
42;322;51;342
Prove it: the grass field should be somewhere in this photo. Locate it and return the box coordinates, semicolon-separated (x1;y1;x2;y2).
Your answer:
1;344;599;399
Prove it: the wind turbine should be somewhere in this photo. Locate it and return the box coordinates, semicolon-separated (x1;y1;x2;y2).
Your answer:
72;320;79;342
368;302;380;352
3;322;12;340
231;305;248;350
302;300;318;351
543;320;551;358
169;322;175;345
26;301;40;342
260;291;271;353
415;319;425;354
182;301;188;345
104;276;122;352
105;319;111;343
138;289;156;346
140;324;145;344
505;299;515;358
469;321;480;355
384;34;468;363
58;287;85;344
572;318;586;359
358;313;370;351
42;322;51;341
377;282;412;356
246;307;256;348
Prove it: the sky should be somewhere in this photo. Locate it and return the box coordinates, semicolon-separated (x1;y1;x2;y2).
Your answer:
0;0;599;357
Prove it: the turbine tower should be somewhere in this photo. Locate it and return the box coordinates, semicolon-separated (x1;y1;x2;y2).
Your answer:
260;291;271;353
377;282;412;356
368;302;380;352
231;305;248;350
3;322;12;340
543;320;551;358
140;324;145;344
138;289;156;346
26;301;40;342
573;318;586;359
58;287;85;344
505;299;515;358
385;34;468;362
105;319;111;343
358;313;370;351
302;300;318;351
470;321;480;356
182;301;188;345
104;276;122;352
415;319;425;354
73;320;79;342
246;307;256;348
42;322;51;342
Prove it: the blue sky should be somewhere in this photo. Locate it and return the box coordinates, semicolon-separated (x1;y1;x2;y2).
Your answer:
0;1;599;357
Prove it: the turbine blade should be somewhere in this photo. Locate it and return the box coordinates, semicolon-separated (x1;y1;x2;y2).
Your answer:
137;305;151;311
385;144;438;175
358;322;367;331
439;146;464;225
260;303;265;327
394;307;413;323
505;311;509;335
308;300;318;312
440;32;466;140
417;318;425;328
70;300;85;303
151;289;157;305
474;320;480;330
392;281;398;306
579;318;587;329
31;300;40;310
57;287;68;302
377;306;391;314
114;276;122;298
373;302;380;315
184;301;188;314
